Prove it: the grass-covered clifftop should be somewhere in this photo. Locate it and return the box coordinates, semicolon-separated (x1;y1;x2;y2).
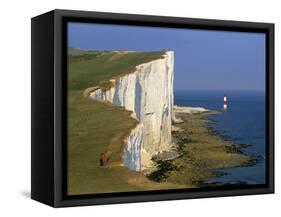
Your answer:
67;49;180;195
68;49;165;91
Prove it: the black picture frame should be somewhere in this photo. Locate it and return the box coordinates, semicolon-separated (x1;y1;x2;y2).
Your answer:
31;9;274;207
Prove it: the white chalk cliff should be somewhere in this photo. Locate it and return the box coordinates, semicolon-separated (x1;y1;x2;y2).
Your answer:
89;51;174;171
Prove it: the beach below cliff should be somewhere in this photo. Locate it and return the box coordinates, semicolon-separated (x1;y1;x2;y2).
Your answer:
148;108;254;187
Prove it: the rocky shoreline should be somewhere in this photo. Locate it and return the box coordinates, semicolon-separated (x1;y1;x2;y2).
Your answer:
147;107;254;188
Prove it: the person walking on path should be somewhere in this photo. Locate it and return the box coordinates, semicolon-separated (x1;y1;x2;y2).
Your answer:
103;151;110;165
99;151;110;166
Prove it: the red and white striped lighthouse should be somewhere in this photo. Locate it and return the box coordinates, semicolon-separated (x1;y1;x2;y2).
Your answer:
223;94;227;110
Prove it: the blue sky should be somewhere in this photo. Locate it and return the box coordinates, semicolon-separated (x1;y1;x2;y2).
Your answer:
68;22;265;92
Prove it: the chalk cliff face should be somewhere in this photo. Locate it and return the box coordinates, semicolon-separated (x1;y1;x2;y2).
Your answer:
89;51;174;171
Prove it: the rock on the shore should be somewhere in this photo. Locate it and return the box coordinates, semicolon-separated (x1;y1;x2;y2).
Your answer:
174;105;209;114
172;125;184;132
152;151;179;162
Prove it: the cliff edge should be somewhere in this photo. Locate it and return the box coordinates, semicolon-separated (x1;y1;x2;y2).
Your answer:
89;51;174;171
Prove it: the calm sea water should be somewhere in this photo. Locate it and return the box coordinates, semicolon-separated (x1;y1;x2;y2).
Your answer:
174;90;266;185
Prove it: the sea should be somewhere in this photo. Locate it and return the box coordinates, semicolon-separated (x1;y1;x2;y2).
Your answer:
174;90;266;185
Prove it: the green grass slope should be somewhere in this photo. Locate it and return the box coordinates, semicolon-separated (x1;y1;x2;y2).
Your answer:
67;50;181;195
68;47;99;56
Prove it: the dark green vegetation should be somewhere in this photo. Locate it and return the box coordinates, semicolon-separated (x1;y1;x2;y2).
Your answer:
67;49;181;195
148;112;252;187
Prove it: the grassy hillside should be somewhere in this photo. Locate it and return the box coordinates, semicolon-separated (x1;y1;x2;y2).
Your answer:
68;50;165;91
68;47;99;56
67;49;181;195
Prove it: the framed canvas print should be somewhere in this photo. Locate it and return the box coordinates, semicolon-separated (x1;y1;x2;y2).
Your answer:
31;9;274;207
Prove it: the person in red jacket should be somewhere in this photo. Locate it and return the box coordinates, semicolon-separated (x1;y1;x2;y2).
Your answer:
103;151;110;165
